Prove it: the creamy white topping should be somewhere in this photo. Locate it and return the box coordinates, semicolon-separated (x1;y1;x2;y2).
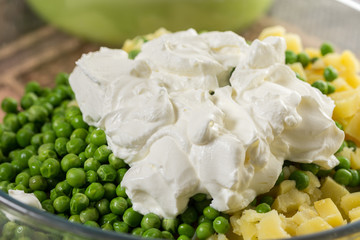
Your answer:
69;29;344;218
8;190;43;210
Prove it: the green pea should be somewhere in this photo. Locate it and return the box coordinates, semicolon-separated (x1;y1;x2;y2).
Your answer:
327;83;336;94
14;183;28;192
162;231;174;239
289;170;310;190
297;52;310;68
84;143;97;158
86;170;98;183
192;193;207;202
312;80;328;94
79;151;87;164
2;221;18;239
42;131;56;144
196;222;214;240
0;162;16;181
66;138;86;155
1;131;17;154
31;133;44;147
194;198;212;214
42;199;55;213
61;153;82;172
84;158;101;171
38;149;57;161
15;171;31;187
162;218;179;234
46;92;63;107
28;156;42;176
1;97;18;113
21;92;38;110
55;180;72;196
68;215;82;224
6;182;16;191
178;223;195;238
47;177;60;190
99;213;119;226
94;145;112;163
116;167;128;183
54;137;69;156
198;215;212;224
132;227;145;236
97;164;117;182
300;163;320;175
0;180;10;193
33;190;47;202
110;197;128;215
72;187;85;195
70;128;88;140
80;207;99;223
103;182;117;200
178;235;191;240
203;206;219;221
53;195;70;213
42;122;53;133
128;49;141;59
113;221;129;233
334;168;352;186
50;188;64;201
275;169;285;185
16;128;34;147
89;129;107;146
255;203;271;213
101;222;113;231
109;153;127;169
16;149;33;170
38;142;56;155
40;158;60;178
55;72;69;86
66;168;86;188
65;106;82;122
346;140;357;151
25;81;41;94
85;182;105;201
320;42;334;56
336;156;351;170
285;50;297;64
70;115;88;129
70;193;89;215
95;198;111;216
84;220;100;228
53;120;73;138
27;105;48;123
142;228;163;238
116;185;128;198
123;207;143;227
25;144;37;155
349;169;360;187
324;66;338;82
259;195;274;206
4;113;21;132
141;213;161;230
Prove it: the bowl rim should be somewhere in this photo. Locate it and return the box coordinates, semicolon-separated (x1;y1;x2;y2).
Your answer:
2;190;360;240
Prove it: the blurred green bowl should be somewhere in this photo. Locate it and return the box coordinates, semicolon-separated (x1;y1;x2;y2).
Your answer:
27;0;272;46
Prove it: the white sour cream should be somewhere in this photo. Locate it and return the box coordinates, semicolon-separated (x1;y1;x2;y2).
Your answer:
69;29;344;218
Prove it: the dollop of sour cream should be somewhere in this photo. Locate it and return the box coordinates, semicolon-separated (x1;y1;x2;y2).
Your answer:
9;190;43;209
69;29;344;218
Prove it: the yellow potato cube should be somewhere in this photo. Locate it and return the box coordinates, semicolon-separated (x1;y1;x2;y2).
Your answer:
331;77;353;92
345;111;360;144
302;171;320;197
344;73;360;89
231;210;260;240
281;216;298;236
340;50;360;73
256;210;290;240
291;204;318;226
284;33;303;53
349;206;360;222
273;188;311;214
277;180;297;195
330;88;360;120
314;198;344;227
258;26;286;40
323;53;344;71
320;177;350;207
350;148;360;170
295;217;333;236
305;48;321;59
340;192;360;216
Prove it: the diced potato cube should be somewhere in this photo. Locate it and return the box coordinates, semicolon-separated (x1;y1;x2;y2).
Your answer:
323;53;343;71
302;171;321;200
273;188;310;214
281;216;298;236
314;198;344;227
291;204;318;225
349;206;360;222
295;217;333;236
320;177;350;207
345;111;360;144
343;72;360;88
207;234;229;240
350;147;360;170
331;77;353;92
258;26;286;40
231;210;259;240
340;50;360;74
256;210;290;240
305;48;321;59
284;34;303;53
340;192;360;216
330;88;360;120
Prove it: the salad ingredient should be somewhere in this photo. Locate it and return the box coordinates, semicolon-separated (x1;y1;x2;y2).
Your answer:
69;29;343;219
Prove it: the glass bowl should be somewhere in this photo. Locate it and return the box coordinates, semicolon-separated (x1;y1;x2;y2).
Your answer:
1;0;360;239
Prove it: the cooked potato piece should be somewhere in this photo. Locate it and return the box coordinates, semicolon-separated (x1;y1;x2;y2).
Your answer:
340;192;360;216
273;188;311;214
348;206;360;222
291;204;318;226
257;210;290;240
284;34;303;53
295;217;333;236
258;25;286;40
314;198;345;227
320;177;350;207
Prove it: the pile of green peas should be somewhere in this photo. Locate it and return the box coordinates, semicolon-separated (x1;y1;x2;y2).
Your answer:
0;73;231;239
